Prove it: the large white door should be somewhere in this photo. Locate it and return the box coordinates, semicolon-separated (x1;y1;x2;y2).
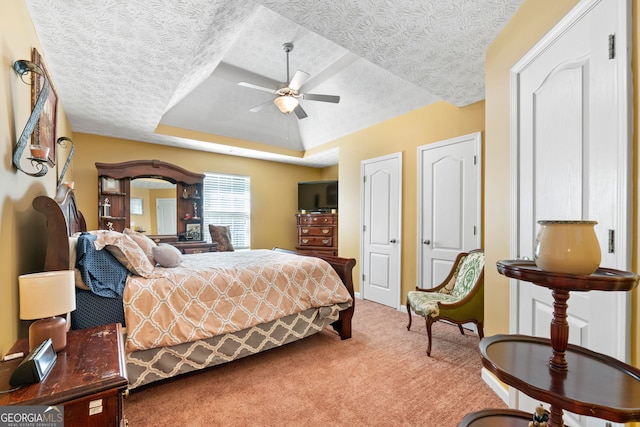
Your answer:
511;0;631;425
417;132;482;288
361;153;402;308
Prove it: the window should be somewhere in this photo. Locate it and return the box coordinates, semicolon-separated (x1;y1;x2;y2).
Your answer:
203;173;250;249
130;198;143;215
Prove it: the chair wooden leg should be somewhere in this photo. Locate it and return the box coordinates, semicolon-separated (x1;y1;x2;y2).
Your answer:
425;317;435;357
458;324;465;335
406;301;413;331
477;323;484;340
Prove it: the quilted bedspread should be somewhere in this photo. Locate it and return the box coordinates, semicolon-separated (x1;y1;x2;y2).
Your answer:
123;250;352;352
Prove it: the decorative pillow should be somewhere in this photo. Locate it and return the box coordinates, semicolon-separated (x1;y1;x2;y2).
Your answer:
77;232;129;297
152;243;183;268
71;231;100;288
69;230;98;269
124;228;157;265
94;230;156;277
208;225;234;252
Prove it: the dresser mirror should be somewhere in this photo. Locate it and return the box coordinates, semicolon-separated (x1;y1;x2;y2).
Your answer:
130;178;177;235
96;160;205;242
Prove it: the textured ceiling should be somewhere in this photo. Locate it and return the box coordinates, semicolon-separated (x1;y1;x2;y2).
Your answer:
25;0;523;168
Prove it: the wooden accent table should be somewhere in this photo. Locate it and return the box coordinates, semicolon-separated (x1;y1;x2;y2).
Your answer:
0;323;128;427
459;408;532;426
461;261;640;427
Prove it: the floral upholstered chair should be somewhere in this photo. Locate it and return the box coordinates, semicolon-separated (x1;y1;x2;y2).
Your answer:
406;249;484;356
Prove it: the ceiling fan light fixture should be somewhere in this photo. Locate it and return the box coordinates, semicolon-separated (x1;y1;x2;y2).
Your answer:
274;95;298;114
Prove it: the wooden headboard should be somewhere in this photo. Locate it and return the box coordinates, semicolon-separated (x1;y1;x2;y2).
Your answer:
33;184;87;271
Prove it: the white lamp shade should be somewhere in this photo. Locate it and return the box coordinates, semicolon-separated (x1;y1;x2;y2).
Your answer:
274;95;298;114
19;270;76;320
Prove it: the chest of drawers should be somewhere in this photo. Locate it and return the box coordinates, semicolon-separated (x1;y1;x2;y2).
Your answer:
295;213;337;256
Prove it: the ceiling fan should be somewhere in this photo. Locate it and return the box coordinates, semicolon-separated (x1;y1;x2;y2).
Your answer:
238;42;340;119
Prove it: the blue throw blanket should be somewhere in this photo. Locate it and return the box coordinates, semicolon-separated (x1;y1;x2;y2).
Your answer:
76;232;129;298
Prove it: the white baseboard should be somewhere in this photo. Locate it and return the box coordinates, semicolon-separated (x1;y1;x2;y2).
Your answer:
481;367;509;404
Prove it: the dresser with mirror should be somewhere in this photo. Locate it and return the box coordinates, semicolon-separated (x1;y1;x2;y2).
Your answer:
96;160;217;253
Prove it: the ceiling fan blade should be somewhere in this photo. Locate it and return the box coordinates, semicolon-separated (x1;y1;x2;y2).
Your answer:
301;52;358;92
301;93;340;103
238;81;277;94
293;104;308;119
288;70;310;91
249;100;274;113
214;62;279;89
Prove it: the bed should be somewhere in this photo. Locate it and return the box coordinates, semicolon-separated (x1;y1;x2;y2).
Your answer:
33;184;355;389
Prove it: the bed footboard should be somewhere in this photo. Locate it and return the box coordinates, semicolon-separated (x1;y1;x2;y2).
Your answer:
273;248;355;339
316;254;355;340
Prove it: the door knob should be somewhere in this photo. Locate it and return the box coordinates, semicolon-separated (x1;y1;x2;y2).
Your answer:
390;239;397;243
423;239;431;245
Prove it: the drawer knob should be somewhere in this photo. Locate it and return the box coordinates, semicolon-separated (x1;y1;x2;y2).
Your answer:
322;239;329;245
322;229;329;234
302;239;309;244
302;229;309;234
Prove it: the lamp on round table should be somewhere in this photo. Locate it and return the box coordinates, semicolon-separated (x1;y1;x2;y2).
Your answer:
19;270;76;352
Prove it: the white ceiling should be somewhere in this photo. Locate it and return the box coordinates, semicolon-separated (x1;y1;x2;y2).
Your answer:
25;0;523;168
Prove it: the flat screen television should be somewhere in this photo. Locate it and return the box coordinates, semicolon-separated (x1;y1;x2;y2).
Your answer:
298;180;338;213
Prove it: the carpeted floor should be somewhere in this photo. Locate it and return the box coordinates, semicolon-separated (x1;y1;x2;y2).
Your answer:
123;299;506;426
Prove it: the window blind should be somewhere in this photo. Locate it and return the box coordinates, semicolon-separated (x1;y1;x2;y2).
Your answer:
203;173;250;249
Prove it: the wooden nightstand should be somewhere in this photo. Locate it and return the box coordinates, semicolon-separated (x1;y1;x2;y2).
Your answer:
0;323;128;427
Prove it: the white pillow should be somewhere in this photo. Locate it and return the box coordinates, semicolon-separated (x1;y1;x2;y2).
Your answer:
152;244;183;268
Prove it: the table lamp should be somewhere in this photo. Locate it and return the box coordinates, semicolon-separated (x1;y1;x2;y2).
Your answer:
19;270;76;352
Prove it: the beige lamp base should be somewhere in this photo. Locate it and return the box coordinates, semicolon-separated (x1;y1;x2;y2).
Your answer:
29;316;67;352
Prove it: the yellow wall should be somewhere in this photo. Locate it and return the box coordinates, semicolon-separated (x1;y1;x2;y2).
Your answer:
0;1;75;353
327;100;485;296
634;0;640;371
71;134;327;250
